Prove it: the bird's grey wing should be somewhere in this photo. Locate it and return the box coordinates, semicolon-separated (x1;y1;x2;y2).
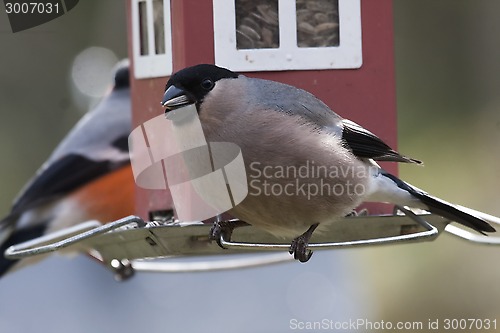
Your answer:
245;77;420;163
245;77;344;133
11;82;131;213
341;119;421;164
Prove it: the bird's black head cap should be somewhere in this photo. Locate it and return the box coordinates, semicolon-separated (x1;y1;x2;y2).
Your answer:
162;64;238;110
113;59;130;89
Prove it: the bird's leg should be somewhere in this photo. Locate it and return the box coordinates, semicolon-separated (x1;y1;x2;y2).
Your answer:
209;219;250;249
289;223;319;263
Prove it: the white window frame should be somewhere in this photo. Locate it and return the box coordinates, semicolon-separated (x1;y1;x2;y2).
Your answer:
131;0;173;79
213;0;362;71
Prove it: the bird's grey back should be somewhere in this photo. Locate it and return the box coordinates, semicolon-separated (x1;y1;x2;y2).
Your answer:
48;87;131;164
240;76;343;133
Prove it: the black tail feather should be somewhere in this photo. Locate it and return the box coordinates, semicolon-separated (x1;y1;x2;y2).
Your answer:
381;172;495;235
418;193;495;235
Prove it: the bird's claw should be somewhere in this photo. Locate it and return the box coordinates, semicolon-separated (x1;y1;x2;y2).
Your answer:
209;221;232;249
289;237;313;263
289;223;319;263
209;220;249;249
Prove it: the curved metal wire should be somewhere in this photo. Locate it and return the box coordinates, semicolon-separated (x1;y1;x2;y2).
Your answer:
4;216;144;259
218;206;439;251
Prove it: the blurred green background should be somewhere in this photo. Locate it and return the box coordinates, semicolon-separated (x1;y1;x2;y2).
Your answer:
0;1;499;332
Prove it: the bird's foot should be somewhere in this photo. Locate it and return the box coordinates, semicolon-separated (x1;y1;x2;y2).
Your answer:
289;223;319;263
209;219;249;249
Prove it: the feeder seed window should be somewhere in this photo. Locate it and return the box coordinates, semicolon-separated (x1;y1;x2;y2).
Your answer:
131;0;173;79
215;0;361;71
235;0;280;49
296;0;339;48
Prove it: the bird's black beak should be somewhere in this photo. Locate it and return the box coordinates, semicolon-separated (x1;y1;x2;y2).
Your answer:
161;85;194;110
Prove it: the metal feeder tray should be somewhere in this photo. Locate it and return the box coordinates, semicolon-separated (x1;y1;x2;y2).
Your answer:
5;205;500;280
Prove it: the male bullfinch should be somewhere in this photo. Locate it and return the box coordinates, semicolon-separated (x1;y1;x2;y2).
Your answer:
161;64;495;262
0;60;135;277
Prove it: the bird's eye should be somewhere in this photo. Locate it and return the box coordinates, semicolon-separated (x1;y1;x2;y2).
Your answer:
201;78;215;91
